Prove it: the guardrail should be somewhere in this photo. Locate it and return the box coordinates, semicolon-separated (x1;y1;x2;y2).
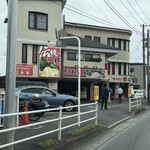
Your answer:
129;97;141;112
0;101;98;149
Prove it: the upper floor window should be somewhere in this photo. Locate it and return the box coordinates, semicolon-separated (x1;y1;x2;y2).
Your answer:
112;63;115;75
123;40;126;51
29;12;48;30
107;38;110;46
118;39;121;49
94;36;100;43
112;39;115;47
130;68;134;72
85;54;102;62
85;35;91;40
132;78;138;83
67;52;84;61
124;63;126;75
22;44;27;63
118;63;121;75
33;45;38;64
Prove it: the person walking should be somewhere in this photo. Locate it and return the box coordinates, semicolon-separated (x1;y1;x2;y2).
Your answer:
117;86;123;103
100;83;109;110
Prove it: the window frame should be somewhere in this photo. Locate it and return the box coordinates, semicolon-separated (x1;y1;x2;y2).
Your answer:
118;63;121;75
124;63;126;75
22;44;27;63
118;39;121;49
112;63;115;75
94;36;100;43
85;54;101;62
29;11;48;30
85;35;92;40
123;40;126;51
33;45;38;64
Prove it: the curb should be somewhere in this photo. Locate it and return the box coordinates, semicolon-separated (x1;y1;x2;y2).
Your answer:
51;126;107;150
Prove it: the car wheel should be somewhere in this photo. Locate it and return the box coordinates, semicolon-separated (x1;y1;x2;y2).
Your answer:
64;101;74;112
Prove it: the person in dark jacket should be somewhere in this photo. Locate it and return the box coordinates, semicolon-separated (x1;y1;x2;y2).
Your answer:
100;83;109;110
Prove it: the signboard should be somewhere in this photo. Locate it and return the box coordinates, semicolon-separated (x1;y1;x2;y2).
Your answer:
16;64;33;77
94;86;99;100
128;88;131;97
39;46;61;77
64;67;105;78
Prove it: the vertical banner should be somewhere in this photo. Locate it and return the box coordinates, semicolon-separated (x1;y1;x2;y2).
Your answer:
128;88;131;97
94;86;99;100
39;46;61;77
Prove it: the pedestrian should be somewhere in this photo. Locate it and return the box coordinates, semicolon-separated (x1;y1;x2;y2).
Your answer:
100;83;109;110
117;86;123;103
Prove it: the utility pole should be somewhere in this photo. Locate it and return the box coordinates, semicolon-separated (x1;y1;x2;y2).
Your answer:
147;30;150;103
4;0;18;150
142;24;146;99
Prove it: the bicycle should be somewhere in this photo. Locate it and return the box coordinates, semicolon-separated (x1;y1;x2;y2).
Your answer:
19;97;50;122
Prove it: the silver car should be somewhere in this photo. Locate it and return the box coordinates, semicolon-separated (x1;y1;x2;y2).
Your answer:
16;85;78;111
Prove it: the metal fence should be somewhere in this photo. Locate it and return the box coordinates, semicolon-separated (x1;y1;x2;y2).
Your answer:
129;97;141;112
0;98;98;149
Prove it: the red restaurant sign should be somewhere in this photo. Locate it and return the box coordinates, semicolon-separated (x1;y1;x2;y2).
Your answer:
16;64;33;77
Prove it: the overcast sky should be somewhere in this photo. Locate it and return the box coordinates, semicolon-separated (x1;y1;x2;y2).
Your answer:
0;0;150;74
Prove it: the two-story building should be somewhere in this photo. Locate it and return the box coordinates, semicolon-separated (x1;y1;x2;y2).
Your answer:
1;0;132;101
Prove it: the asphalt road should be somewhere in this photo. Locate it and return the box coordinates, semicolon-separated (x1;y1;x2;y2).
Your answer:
73;109;150;150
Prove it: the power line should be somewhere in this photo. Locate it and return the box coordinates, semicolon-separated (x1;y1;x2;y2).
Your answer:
104;0;142;35
91;0;110;20
134;0;150;23
126;0;146;24
119;0;141;25
130;38;142;59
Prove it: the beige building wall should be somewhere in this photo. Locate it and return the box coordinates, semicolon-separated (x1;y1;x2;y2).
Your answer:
17;0;64;77
65;23;132;83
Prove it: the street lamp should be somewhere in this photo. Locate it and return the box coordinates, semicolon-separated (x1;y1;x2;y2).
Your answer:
60;36;81;127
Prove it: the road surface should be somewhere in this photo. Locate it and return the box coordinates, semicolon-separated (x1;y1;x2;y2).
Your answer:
73;109;150;150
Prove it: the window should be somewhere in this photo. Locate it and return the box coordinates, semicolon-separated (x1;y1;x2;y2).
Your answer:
21;88;39;93
108;63;110;75
123;40;126;51
112;63;115;75
130;68;134;72
107;39;110;46
94;36;100;43
118;39;121;49
132;78;138;83
29;12;48;30
85;54;101;62
67;52;84;61
85;35;91;40
22;44;27;63
128;41;130;51
118;63;121;75
112;39;115;47
124;63;126;75
33;45;38;63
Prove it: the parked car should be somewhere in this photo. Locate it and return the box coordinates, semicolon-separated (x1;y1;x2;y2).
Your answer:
16;86;78;111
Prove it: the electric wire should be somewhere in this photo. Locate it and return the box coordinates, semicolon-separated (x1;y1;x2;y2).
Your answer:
126;0;146;24
119;0;141;25
53;1;142;35
130;38;142;59
104;0;142;35
66;4;125;29
134;0;150;23
91;0;110;21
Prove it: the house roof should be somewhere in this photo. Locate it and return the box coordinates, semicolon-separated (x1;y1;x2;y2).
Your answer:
65;22;132;36
60;31;121;52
